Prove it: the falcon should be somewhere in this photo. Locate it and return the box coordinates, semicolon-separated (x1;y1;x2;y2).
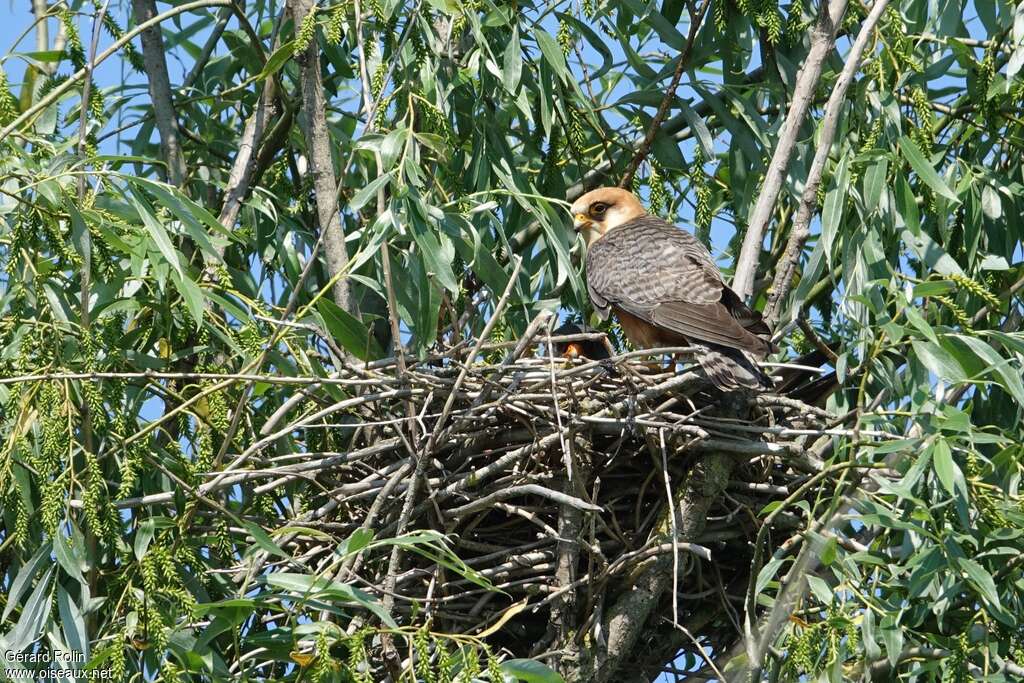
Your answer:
570;187;773;391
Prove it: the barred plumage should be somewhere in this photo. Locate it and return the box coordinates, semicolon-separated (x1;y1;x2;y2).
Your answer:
571;187;773;392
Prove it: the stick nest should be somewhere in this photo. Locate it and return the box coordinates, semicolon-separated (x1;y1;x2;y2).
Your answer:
230;329;834;677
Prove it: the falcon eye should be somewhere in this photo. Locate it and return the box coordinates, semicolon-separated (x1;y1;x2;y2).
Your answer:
591;202;608;216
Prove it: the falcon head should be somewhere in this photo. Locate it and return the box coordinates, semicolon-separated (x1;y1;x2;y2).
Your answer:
570;187;646;246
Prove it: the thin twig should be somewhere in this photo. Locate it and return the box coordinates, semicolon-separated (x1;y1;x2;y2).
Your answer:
619;0;712;189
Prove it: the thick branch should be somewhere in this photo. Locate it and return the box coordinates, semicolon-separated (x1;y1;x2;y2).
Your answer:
589;450;736;683
289;0;355;314
216;78;280;248
731;0;849;301
132;0;188;186
764;0;891;327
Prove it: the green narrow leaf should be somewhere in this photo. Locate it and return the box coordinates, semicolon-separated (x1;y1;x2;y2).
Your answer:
534;29;570;83
131;176;238;241
981;184;1002;219
66;199;90;262
264;573;398;628
904;304;940;345
821;152;850;264
897;136;960;203
894;172;920;231
560;14;613;79
255;40;296;82
349;172;393;212
243;521;290;559
335;528;374;557
409;206;459;293
138;183;224;259
754;557;785;596
911;339;966;382
7;566;54;652
819;537;838;566
957;557;1002;608
864;156;888;213
2;543;52;620
502;25;522;91
500;659;566;683
129;190;183;277
53;531;86;585
951;334;1024;406
57;585;88;660
317;298;382;361
879;616;904;668
169;267;206;329
901;228;964;276
679;101;715;158
931;439;956;496
862;610;881;660
806;575;834;604
134;517;160;560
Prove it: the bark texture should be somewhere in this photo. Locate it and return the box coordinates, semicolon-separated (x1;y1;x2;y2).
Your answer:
731;0;849;301
763;0;891;326
289;0;356;315
132;0;188;186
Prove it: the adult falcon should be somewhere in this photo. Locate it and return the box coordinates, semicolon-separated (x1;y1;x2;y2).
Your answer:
570;187;773;391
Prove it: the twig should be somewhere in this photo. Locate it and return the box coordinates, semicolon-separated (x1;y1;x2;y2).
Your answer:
796;315;839;364
447;485;602;519
0;0;235;142
76;0;109;636
546;317;571;478
618;0;712;189
659;428;680;627
380;257;524;615
215;7;287;248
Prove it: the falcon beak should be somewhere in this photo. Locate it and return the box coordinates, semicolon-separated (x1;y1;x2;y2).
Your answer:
573;214;592;232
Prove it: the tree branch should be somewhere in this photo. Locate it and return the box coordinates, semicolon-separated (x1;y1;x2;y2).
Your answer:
731;0;849;302
586;449;736;683
289;0;355;314
131;0;188;186
0;0;234;142
618;0;712;189
764;0;891;327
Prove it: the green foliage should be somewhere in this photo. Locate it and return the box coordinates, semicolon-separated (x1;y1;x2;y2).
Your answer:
0;0;1023;680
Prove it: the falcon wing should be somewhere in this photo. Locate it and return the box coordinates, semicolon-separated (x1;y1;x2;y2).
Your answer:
587;216;770;356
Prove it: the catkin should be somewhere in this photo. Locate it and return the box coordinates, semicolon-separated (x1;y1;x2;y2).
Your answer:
557;18;574;57
0;68;16;124
293;6;319;55
324;1;348;44
61;8;87;71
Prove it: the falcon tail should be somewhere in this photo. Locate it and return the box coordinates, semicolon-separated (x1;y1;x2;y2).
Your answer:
696;344;773;392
